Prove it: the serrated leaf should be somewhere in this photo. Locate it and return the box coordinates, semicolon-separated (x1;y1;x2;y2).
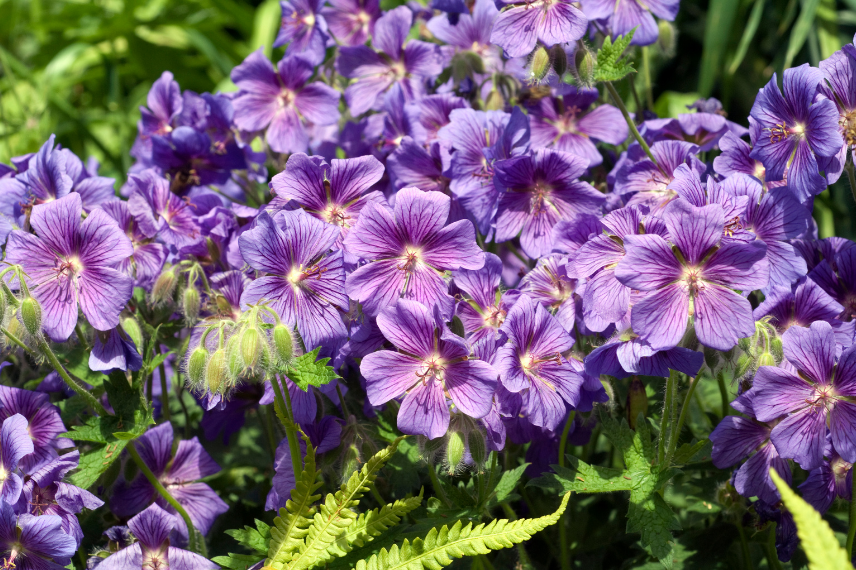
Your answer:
226;520;272;555
212;553;264;569
287;347;340;391
281;437;404;570
489;463;529;504
770;470;854;570
594;30;636;83
530;456;633;494
53;345;107;388
672;439;712;465
354;492;570;570
69;439;129;488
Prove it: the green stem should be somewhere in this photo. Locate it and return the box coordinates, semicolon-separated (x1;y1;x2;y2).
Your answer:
846;158;856;204
847;469;856;559
336;382;350;418
766;523;784;570
658;372;677;466
717;372;730;418
665;376;699;468
270;374;303;479
75;323;89;351
605;81;661;170
128;442;204;556
735;519;752;570
369;483;385;507
558;411;576;469
158;349;171;423
1;326;35;355
263;404;279;462
427;464;452;508
642;47;655;110
39;340;108;416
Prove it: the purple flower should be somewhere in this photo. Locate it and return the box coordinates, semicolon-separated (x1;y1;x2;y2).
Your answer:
0;414;33;506
274;0;329;65
406;94;468;146
582;0;679;46
16;452;104;546
749;64;842;202
19;135;73;204
709;391;791;504
799;452;853;514
239;209;348;352
344;188;485;318
753;321;856;470
490;0;588;58
641;112;747;152
322;0;380;46
494;149;605;259
816;47;856;184
6;193;134;342
0;387;66;473
361;300;497;439
97;504;217;570
808;246;856;318
231;50;341;155
150;125;246;190
98;199;167;290
755;276;855;354
62;151;116;211
712;120;778;185
427;0;501;71
112;422;228;540
519;255;578;333
337;6;443;115
270;153;385;248
132;72;183;163
89;328;143;373
615;200;769;351
495;295;584;431
614;140;705;208
438;107;530;235
0;501;76;570
453;253;520;343
528;88;627;167
387;140;458;209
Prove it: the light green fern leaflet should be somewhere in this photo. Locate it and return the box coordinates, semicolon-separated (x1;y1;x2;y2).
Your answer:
770;469;854;570
276;436;405;570
355;491;571;570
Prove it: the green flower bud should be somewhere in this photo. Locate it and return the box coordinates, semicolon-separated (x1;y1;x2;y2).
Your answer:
273;324;294;365
206;349;228;394
446;431;466;475
657;20;676;57
574;46;596;87
151;265;178;306
241;326;265;372
484;89;504;111
756;352;776;368
771;336;783;361
206;237;221;265
703;345;720;371
549;45;568;78
468;430;487;469
737;337;752;352
183;286;201;325
735;352;753;378
527;46;551;84
121;317;144;354
626;377;648;429
226;333;243;378
187;346;209;387
20;297;42;339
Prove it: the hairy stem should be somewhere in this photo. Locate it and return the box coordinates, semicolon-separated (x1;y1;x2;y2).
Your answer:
270;374;303;478
427;463;452;508
665;376;699;468
1;326;35;355
159;348;171;422
39;340;108;416
766;522;784;570
128;441;204;556
658;372;677;466
605;81;660;170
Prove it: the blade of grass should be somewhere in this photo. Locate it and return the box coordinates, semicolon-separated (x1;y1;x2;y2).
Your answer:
783;0;821;69
698;0;742;96
728;0;766;75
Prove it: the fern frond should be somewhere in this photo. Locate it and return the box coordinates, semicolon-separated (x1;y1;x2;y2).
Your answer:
267;436;323;567
318;489;424;565
355;492;571;570
284;436;405;570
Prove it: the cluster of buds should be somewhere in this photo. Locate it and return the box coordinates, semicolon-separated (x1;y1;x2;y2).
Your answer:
732;319;783;389
150;261;209;327
526;44;570;86
0;265;39;350
184;302;301;399
421;413;489;476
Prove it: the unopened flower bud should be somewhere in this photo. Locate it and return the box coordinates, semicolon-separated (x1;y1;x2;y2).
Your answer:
468;430;487;468
756;352;776;368
187;346;209;387
657;20;676;57
549;45;568;78
737;337;752;352
703;345;720;371
121;317;144;354
527;46;551;84
735;353;753;378
241;326;265;372
183;286;201;326
151;266;178;306
273;324;294;365
574;46;596;87
445;431;466;475
771;337;783;361
626;377;648;429
206;349;228;394
484;89;504;111
226;334;243;378
206;237;221;265
20;297;42;339
450;316;466;339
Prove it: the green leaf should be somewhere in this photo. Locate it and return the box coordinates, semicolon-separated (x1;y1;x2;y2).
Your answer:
672;439;712;465
267;436;323;566
287;347;340;391
784;0;821;69
593;30;636;83
53;345;107;388
489;463;529;504
698;0;741;96
770;470;854;570
727;0;767;75
530;456;633;494
354;492;571;570
69;439;130;489
225;520;272;555
212;553;265;569
281;437;405;570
